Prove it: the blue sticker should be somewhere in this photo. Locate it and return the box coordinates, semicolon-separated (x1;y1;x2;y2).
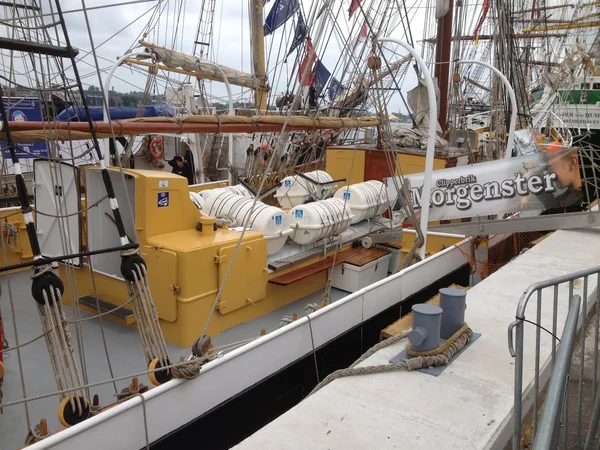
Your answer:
284;180;291;187
158;191;170;208
275;215;282;225
343;192;351;200
295;209;304;219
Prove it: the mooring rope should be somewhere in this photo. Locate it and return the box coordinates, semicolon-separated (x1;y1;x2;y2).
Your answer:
308;326;473;397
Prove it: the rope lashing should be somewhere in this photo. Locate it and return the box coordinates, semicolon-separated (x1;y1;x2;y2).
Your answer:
279;314;297;328
171;335;215;380
215;213;235;228
406;323;471;357
405;328;473;370
89;394;102;416
304;303;321;315
116;377;148;401
24;419;48;446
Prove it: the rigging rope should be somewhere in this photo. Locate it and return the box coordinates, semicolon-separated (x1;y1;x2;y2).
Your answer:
32;265;90;425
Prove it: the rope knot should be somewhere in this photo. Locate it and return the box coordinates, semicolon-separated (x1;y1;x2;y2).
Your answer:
304;303;321;315
279;313;297;328
120;247;140;257
116;377;148;401
215;213;235;228
30;264;54;279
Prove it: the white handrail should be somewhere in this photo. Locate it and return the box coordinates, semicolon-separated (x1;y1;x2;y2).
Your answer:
457;60;517;159
375;38;438;261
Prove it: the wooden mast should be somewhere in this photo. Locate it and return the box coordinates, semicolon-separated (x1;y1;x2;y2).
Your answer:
250;0;268;113
434;0;454;134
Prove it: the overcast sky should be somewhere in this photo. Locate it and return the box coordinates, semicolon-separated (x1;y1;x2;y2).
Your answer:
21;0;430;112
0;0;587;115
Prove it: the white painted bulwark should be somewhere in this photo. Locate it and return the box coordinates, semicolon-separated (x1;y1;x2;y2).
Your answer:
234;229;600;450
27;241;470;450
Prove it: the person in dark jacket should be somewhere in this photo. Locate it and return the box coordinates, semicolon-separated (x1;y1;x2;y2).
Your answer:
168;155;194;185
181;139;195;177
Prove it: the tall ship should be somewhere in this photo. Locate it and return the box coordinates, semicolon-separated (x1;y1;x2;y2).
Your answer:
0;0;597;449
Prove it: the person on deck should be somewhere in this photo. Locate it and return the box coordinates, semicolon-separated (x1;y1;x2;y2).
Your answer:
168;155;194;185
181;138;195;178
534;142;584;214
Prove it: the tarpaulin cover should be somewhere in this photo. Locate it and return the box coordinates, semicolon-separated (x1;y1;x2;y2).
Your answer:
55;104;175;122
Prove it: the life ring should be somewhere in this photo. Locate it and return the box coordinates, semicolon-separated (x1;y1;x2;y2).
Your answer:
150;137;164;159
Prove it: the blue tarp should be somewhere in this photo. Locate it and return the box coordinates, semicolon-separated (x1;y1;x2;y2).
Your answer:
54;104;175;122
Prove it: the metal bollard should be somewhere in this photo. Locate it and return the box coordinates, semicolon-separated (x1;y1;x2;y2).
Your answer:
409;303;443;352
439;288;467;340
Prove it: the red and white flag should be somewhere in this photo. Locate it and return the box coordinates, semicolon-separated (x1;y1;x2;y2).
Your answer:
298;39;317;86
359;22;368;40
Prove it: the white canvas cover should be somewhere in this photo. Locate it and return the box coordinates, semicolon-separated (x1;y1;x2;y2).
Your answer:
33;160;81;266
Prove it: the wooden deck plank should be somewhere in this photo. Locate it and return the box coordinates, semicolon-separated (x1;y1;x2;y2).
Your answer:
344;248;391;267
379;284;470;340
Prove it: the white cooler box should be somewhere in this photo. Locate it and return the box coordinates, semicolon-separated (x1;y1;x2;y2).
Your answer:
376;243;403;274
331;249;392;293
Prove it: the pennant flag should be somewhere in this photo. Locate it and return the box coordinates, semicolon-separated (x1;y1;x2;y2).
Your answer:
287;12;308;57
312;60;331;97
472;0;490;45
359;22;368;40
264;0;299;36
298;39;317;86
328;77;346;101
348;0;361;19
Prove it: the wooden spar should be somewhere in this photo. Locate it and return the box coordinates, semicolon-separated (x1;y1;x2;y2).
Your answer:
250;0;268;113
512;18;578;23
138;40;267;91
511;3;575;14
0;115;382;142
464;77;491;92
517;59;561;67
523;20;600;32
124;59;200;78
423;33;568;43
434;0;453;133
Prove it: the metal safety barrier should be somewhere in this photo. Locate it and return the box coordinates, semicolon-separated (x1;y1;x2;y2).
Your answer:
508;266;600;450
533;294;580;450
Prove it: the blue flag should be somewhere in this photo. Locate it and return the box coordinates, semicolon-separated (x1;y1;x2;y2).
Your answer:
312;60;331;97
328;77;346;101
264;0;299;36
287;12;307;56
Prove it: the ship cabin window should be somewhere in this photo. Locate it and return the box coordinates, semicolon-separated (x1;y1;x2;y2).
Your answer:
581;83;590;89
593;83;600;90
